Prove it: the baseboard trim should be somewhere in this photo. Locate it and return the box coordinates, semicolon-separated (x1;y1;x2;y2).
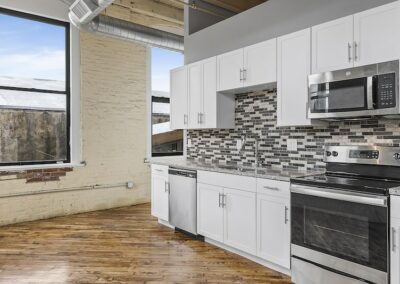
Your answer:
205;237;291;277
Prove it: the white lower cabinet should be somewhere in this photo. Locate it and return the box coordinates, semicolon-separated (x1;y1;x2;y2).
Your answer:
224;188;257;255
197;171;291;272
151;165;169;221
257;193;290;269
197;183;224;242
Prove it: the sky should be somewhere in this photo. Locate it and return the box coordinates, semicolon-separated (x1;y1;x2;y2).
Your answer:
0;11;66;82
0;11;183;93
151;47;183;93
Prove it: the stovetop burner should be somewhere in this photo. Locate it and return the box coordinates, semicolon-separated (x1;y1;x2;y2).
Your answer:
291;173;400;195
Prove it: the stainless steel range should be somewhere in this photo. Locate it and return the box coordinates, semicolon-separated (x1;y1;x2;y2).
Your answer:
290;146;400;284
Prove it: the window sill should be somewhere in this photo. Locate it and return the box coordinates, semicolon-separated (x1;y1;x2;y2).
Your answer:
0;162;85;172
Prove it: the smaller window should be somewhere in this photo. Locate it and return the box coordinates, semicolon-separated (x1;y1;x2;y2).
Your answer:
151;47;184;157
0;8;70;166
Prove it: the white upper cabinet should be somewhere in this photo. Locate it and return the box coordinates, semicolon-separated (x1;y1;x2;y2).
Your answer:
312;16;354;74
171;58;235;130
217;49;244;92
243;39;277;87
311;2;400;73
188;63;203;129
354;1;400;67
217;39;277;92
170;66;188;130
277;28;312;127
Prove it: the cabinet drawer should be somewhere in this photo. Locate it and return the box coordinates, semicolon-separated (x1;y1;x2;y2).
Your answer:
198;170;256;192
257;178;290;199
151;164;169;177
391;195;400;219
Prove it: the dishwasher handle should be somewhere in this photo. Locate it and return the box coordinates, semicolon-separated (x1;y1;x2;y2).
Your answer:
169;168;197;178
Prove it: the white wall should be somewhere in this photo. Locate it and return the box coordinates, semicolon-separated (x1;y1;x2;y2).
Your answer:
185;0;396;63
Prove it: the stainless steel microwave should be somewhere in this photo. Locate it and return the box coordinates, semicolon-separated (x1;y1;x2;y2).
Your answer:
308;60;399;119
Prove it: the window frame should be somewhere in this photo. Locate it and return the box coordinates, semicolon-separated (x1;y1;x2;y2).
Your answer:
0;7;71;166
149;47;184;158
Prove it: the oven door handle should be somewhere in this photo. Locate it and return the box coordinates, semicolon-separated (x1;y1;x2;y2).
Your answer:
291;184;387;207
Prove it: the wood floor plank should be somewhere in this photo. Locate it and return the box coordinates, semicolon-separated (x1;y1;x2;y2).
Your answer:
0;203;292;283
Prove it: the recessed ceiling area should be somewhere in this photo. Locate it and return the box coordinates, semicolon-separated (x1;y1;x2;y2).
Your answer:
188;0;268;34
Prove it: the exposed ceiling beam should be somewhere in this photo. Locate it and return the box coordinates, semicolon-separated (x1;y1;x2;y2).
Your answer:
103;0;184;35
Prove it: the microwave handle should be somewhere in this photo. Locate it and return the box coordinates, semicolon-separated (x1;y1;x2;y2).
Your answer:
367;76;374;110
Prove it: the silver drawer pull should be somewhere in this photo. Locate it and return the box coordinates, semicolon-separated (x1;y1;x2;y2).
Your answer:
393;227;397;252
154;169;164;172
263;186;280;191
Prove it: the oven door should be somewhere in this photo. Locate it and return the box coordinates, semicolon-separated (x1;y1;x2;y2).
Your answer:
291;184;388;284
309;77;373;116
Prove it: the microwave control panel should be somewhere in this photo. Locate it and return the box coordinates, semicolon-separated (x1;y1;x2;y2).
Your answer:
376;73;396;109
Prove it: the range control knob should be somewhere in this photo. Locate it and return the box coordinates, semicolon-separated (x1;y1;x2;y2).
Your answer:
394;153;400;160
326;151;332;157
332;151;339;157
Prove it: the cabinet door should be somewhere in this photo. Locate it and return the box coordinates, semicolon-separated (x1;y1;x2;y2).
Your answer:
151;173;169;221
244;38;277;87
354;1;400;67
311;15;354;73
188;62;203;129
391;218;400;284
277;28;312;127
170;66;188;130
201;57;217;129
257;194;290;269
217;49;244;92
197;183;224;242
223;188;257;255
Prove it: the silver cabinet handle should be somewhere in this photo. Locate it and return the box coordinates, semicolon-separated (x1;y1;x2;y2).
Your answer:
263;186;280;191
200;113;204;124
393;227;397;252
197;113;200;124
155;169;163;172
348;43;352;63
354;41;358;62
240;68;243;81
284;206;289;224
221;194;226;208
243;68;247;81
164;181;169;193
218;193;222;208
184;114;188;125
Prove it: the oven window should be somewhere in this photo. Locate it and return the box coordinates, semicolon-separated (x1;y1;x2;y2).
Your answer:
304;206;369;262
310;78;367;113
292;193;387;272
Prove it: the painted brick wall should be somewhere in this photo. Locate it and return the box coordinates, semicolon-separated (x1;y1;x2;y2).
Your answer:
187;90;400;170
0;32;150;226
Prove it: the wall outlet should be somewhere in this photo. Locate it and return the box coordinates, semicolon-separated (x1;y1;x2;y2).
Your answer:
187;138;192;147
236;139;243;151
287;139;298;151
126;181;135;189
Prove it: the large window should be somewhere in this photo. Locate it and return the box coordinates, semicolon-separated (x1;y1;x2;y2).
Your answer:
151;47;183;157
0;8;70;166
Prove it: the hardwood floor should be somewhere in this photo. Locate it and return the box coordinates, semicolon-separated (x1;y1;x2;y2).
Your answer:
0;203;291;283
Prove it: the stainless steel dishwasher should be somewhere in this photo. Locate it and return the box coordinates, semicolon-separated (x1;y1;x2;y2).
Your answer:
168;168;197;236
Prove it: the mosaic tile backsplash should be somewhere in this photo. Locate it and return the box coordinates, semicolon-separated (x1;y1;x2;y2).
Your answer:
187;90;400;170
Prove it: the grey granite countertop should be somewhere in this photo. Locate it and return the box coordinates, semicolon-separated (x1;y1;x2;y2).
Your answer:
147;157;322;182
390;188;400;195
